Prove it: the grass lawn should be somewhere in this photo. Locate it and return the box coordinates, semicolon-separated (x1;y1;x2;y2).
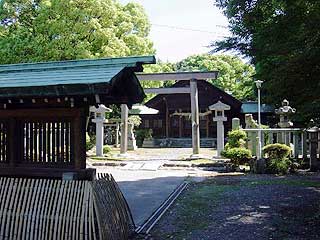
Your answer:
151;174;320;240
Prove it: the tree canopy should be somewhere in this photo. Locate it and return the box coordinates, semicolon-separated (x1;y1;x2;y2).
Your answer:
0;0;155;63
176;54;255;101
141;54;255;102
213;0;320;124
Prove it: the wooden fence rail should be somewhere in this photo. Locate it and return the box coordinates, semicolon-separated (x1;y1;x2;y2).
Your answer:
0;174;135;240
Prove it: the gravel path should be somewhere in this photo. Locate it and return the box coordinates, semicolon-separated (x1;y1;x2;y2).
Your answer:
150;174;320;240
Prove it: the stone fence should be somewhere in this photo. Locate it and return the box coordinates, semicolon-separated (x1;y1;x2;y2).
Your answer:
242;127;320;170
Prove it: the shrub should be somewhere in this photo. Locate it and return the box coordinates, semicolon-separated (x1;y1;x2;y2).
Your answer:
266;158;291;175
135;129;153;147
128;115;141;127
221;147;252;165
86;133;95;151
103;145;112;154
263;143;291;159
222;130;251;168
263;143;293;174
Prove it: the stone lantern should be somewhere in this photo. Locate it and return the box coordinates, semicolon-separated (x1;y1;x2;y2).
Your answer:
90;104;112;156
209;101;231;157
275;99;296;128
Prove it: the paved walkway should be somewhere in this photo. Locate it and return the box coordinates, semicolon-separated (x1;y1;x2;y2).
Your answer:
93;148;219;226
97;167;191;226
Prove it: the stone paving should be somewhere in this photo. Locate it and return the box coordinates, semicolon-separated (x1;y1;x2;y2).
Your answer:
91;148;220;226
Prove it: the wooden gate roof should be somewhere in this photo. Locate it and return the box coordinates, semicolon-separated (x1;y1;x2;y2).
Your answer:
0;56;155;107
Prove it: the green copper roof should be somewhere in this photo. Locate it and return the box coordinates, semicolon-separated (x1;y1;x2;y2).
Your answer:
0;56;155;88
0;56;156;106
241;102;274;113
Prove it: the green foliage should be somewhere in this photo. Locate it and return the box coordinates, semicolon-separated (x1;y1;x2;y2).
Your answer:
222;129;252;166
214;0;320;124
103;145;112;154
221;147;252;166
0;0;154;64
176;54;256;100
263;143;293;174
128;115;141;127
266;158;291;175
141;60;176;102
135;129;152;147
86;132;95;151
225;129;247;149
263;143;291;159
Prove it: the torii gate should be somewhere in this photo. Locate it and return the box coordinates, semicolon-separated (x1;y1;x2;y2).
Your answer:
119;71;218;157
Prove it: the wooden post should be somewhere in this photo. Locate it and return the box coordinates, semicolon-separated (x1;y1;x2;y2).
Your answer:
190;79;200;156
165;99;169;138
120;104;128;155
308;127;319;171
206;115;210;138
73;109;86;170
179;116;183;138
7;119;20;167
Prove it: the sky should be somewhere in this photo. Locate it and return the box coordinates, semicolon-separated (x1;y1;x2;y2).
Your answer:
119;0;231;62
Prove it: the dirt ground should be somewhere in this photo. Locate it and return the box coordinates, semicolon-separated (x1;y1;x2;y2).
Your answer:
150;173;320;240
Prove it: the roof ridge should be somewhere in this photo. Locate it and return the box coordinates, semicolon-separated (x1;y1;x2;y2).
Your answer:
0;55;156;72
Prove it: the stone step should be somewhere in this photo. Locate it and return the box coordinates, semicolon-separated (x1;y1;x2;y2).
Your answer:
148;138;217;148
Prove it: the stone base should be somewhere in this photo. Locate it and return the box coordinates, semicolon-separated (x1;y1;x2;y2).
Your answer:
128;139;137;150
142;139;156;148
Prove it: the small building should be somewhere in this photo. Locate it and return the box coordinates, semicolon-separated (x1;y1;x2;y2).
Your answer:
134;80;275;147
0;55;155;179
140;80;242;139
241;101;275;126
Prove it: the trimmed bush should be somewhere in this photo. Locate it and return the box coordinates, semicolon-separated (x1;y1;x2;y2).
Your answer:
225;129;247;149
135;129;153;147
103;145;112;154
267;158;291;175
221;147;252;166
86;133;95;151
222;129;252;168
263;143;291;159
263;143;293;175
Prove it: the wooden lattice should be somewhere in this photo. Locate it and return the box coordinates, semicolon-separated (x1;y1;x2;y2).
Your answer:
0;174;135;240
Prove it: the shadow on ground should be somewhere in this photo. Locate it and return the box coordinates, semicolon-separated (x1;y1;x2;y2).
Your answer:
150;174;320;240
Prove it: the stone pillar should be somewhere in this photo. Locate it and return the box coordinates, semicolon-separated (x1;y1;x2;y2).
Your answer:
308;126;319;171
115;123;120;147
232;118;240;130
293;132;299;159
94;118;104;156
120;104;128;155
127;123;137;150
190;79;200;156
302;131;308;159
90;105;111;157
209;101;230;157
216;120;225;157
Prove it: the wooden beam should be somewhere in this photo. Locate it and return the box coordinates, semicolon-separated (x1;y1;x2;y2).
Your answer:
137;71;218;81
120;104;128;155
144;87;190;94
190;79;200;156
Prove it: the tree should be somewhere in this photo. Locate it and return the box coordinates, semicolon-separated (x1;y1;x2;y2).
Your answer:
0;0;154;64
176;54;255;100
140;60;175;102
213;0;320;124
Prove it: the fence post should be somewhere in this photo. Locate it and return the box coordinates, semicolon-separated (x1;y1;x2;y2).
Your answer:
302;131;308;159
293;131;299;158
308;126;319;171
